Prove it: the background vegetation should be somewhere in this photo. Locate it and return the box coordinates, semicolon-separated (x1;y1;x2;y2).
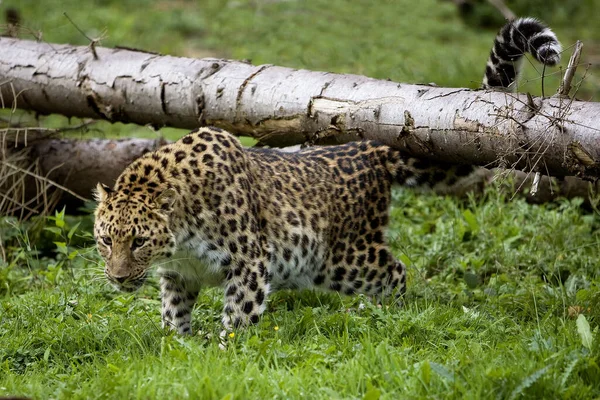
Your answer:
1;0;599;398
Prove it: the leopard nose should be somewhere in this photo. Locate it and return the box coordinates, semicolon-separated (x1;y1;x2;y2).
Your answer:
114;275;129;283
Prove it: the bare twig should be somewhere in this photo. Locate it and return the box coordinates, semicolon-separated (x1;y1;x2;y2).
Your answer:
558;40;584;97
0;121;96;146
2;160;89;202
0;237;5;263
3;7;20;38
63;12;107;59
487;0;516;21
530;172;541;196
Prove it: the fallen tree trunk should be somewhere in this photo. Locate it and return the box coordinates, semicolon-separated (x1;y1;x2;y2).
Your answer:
0;135;164;217
1;38;600;180
31;137;166;199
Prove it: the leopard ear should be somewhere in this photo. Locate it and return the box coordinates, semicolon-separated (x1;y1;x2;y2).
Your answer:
94;183;113;203
154;188;177;213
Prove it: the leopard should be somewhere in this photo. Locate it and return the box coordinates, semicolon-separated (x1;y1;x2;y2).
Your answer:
94;17;561;335
94;126;475;334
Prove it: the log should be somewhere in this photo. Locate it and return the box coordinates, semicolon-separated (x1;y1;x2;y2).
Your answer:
1;38;600;180
30;137;166;199
0;136;164;216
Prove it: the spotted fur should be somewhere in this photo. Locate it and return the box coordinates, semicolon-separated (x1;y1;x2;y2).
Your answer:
482;17;562;91
94;127;474;334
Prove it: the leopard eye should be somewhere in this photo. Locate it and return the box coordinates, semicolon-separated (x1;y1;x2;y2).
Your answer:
132;237;147;249
102;236;112;246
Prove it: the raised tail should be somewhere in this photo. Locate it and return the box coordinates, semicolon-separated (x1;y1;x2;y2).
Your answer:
482;17;562;91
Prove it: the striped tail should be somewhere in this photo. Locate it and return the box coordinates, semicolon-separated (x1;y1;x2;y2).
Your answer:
482;17;562;91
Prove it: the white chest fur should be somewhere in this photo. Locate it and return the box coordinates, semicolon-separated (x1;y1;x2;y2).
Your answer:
156;244;225;289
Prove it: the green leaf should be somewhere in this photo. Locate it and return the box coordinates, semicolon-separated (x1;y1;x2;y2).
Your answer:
560;356;580;388
509;366;549;400
54;242;68;255
363;382;381;400
576;314;594;350
44;227;63;236
54;207;66;228
399;253;412;267
430;362;455;383
67;222;81;240
43;347;51;363
363;388;381;400
421;361;431;385
503;234;522;246
462;209;478;232
464;272;479;289
107;363;120;372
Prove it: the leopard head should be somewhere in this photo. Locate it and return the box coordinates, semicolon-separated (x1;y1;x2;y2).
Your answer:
93;183;177;292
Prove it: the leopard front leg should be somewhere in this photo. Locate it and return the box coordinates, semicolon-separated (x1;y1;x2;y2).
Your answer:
159;271;199;335
221;257;270;331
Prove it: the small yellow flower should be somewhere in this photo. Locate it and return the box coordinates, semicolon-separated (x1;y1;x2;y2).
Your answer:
87;313;93;320
228;332;235;338
274;326;279;331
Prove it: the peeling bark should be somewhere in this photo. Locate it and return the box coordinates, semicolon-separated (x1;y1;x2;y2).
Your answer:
1;37;600;179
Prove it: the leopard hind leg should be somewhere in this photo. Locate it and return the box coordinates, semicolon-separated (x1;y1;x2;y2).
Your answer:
322;245;406;305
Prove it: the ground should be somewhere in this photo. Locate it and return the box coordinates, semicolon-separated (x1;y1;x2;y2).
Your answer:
1;0;599;398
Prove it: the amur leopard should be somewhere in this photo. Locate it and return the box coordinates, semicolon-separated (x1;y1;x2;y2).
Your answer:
94;18;561;335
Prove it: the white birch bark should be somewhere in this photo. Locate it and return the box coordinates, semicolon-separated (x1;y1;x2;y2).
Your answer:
1;37;600;178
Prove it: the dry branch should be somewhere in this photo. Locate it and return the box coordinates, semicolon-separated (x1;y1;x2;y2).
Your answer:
486;0;516;21
558;41;584;97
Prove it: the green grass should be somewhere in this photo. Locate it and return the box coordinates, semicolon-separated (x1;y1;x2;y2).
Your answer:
1;189;599;399
1;0;600;398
